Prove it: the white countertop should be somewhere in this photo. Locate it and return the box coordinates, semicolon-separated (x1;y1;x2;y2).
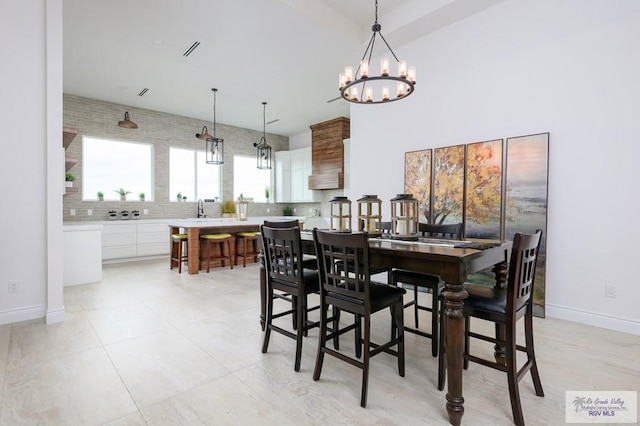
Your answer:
63;224;104;231
166;216;306;227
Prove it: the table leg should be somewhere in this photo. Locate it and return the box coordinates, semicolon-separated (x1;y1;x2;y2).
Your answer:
187;227;200;274
492;261;509;365
443;282;468;426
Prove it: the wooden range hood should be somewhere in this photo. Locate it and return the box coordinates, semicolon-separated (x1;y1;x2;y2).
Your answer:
308;117;350;190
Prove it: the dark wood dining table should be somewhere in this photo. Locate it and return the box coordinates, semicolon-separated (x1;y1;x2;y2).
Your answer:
258;232;511;426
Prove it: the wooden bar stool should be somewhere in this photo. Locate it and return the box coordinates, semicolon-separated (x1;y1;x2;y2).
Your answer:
170;233;188;273
199;233;233;272
235;231;261;267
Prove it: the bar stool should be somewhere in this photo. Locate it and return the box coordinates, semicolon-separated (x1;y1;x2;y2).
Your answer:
235;231;261;267
170;233;188;273
199;233;233;272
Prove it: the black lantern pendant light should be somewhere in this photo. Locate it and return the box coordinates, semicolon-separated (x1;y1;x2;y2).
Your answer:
253;101;272;169
196;88;224;164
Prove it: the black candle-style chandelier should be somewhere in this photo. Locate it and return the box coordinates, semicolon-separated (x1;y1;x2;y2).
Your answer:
253;101;272;169
196;88;224;164
338;0;416;104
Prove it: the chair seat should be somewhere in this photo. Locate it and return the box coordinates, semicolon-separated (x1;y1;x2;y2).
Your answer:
201;233;232;239
237;231;260;238
273;269;320;294
327;281;405;312
171;233;188;241
463;284;507;315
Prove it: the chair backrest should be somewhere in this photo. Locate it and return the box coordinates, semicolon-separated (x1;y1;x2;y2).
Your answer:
313;230;371;305
419;222;463;239
263;219;301;228
260;225;305;288
508;229;542;313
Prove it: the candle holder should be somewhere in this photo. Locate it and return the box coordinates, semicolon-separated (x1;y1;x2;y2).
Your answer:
390;194;418;240
235;193;249;221
329;196;352;232
357;195;382;236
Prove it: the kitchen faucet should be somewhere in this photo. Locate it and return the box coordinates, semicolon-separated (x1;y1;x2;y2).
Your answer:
197;199;206;218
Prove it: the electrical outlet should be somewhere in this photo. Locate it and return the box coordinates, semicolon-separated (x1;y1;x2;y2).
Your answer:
87;209;93;216
70;209;76;216
267;208;270;213
143;209;148;215
293;208;297;214
605;284;616;298
8;280;19;293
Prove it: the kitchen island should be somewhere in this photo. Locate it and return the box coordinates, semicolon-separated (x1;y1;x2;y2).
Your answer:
167;217;305;274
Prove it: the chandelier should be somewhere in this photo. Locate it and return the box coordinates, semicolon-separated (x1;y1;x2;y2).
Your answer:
196;88;224;164
338;0;416;104
253;102;272;169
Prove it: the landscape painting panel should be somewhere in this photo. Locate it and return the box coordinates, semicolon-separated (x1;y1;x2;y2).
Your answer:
506;133;549;317
434;145;465;225
404;149;431;223
465;139;503;239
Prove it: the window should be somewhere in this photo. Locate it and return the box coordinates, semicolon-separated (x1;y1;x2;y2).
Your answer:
233;155;270;202
83;136;153;201
170;147;221;202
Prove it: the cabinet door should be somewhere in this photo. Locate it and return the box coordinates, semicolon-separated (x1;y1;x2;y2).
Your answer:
275;151;291;202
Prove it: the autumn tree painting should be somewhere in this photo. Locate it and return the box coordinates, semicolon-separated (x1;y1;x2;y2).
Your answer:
404;149;431;222
433;145;465;224
465;139;503;238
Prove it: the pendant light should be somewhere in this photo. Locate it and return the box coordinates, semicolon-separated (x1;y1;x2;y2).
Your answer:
253;101;272;169
117;112;138;129
196;88;224;164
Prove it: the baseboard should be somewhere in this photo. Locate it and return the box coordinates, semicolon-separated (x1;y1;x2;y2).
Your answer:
546;303;640;336
0;304;47;325
46;307;66;324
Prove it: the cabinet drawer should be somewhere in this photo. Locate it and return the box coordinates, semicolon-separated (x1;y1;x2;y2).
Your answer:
137;232;169;245
102;245;137;260
102;233;136;247
137;243;170;256
102;224;136;235
137;223;169;234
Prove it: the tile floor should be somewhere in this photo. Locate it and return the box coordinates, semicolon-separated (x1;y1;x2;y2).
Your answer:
0;259;638;425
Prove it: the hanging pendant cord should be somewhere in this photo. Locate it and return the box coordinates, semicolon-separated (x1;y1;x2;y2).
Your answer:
212;88;217;137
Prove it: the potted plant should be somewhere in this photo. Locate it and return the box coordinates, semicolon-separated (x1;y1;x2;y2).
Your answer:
139;192;145;202
65;172;75;188
264;186;270;202
221;200;236;218
97;191;104;201
283;206;294;216
176;192;182;202
115;188;131;201
182;195;187;202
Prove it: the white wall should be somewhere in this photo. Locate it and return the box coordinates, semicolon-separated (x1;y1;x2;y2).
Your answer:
350;0;640;334
288;131;312;150
0;1;64;324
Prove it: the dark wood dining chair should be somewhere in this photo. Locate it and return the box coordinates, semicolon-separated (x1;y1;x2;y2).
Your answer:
263;219;317;269
391;222;463;357
438;230;544;425
312;229;405;407
260;224;320;372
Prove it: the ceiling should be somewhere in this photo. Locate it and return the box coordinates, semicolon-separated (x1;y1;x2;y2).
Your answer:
63;0;505;136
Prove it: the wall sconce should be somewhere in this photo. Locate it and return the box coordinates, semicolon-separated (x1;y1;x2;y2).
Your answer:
117;112;138;129
253;102;272;169
390;194;418;240
330;196;352;232
357;194;382;236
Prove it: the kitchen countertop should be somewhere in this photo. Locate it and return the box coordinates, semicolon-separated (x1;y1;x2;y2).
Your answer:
64;216;307;226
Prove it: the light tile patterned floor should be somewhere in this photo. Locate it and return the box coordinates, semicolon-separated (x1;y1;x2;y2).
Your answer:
0;259;638;425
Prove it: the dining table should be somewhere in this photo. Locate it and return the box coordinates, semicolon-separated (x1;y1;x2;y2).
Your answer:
258;231;512;426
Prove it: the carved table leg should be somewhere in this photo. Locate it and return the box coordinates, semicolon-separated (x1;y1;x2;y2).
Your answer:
443;282;468;426
258;249;266;331
493;261;508;365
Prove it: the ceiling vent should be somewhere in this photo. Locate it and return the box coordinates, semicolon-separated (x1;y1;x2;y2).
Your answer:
183;41;201;57
138;88;149;97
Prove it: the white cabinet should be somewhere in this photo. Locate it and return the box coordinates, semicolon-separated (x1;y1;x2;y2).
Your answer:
64;224;102;286
102;222;170;261
275;147;319;203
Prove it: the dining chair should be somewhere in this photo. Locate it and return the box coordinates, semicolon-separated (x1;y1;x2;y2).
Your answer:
260;224;320;372
312;229;405;407
391;222;463;357
438;230;544;426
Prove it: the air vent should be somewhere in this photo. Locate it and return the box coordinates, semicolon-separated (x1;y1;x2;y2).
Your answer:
266;119;280;125
183;41;201;57
138;88;149;97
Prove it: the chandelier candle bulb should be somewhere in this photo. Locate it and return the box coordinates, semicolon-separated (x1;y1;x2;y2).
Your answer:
365;88;373;102
361;60;369;78
345;66;353;83
350;86;359;101
381;57;390;76
382;86;390;101
339;73;346;89
397;82;405;97
408;66;416;83
398;60;407;78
